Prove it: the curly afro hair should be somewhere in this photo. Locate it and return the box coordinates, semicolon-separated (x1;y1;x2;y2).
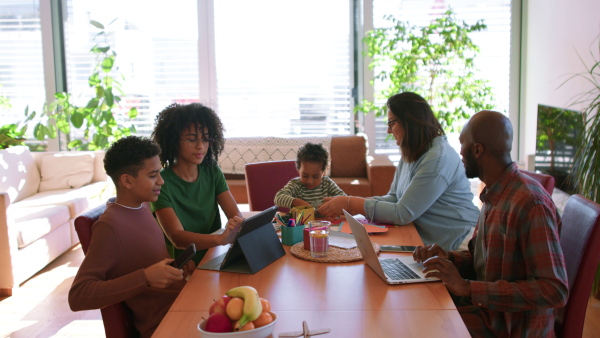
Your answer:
296;142;329;171
104;136;161;185
151;103;225;168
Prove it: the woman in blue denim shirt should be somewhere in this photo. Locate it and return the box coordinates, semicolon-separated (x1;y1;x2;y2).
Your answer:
318;92;479;250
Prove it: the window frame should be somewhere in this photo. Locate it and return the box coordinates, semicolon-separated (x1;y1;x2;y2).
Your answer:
35;0;519;157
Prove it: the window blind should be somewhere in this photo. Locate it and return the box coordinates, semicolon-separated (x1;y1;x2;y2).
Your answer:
0;0;45;134
213;0;353;137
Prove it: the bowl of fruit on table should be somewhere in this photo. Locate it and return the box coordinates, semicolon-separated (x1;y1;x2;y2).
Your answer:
198;286;277;337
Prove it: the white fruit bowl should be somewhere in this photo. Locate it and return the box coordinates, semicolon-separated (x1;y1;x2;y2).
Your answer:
198;312;277;338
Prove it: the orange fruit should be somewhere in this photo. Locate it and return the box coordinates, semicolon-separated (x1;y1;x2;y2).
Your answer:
225;297;244;321
259;298;271;313
253;311;273;328
238;321;255;331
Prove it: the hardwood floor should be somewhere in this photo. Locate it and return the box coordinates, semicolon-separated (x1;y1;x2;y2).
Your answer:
0;245;104;338
1;244;599;337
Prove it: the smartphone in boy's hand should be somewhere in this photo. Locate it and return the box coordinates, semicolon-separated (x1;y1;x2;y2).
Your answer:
170;243;196;269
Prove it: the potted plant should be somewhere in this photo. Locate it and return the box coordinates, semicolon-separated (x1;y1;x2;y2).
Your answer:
0;89;36;149
0;123;26;149
31;20;137;150
569;34;600;297
535;105;584;194
356;9;495;132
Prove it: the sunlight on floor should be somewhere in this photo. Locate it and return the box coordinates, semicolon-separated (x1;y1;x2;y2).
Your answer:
0;320;37;337
0;245;104;337
51;320;105;337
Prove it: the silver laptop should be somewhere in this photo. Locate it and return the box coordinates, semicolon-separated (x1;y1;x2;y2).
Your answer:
343;210;439;285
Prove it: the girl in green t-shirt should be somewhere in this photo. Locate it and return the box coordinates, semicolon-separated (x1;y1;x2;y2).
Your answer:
151;103;244;264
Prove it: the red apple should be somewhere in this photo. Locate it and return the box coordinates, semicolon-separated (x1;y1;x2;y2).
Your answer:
204;312;233;332
209;295;232;315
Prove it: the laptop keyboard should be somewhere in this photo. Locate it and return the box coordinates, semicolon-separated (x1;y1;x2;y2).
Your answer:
380;258;421;280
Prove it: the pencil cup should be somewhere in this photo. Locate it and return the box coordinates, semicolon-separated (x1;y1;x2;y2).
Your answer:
281;225;304;246
291;206;315;225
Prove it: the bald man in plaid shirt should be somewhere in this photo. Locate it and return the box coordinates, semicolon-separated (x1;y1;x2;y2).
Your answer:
413;110;568;337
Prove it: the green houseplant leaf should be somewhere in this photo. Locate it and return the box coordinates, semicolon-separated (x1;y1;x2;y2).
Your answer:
565;33;600;298
0;122;26;149
27;19;137;151
358;8;495;133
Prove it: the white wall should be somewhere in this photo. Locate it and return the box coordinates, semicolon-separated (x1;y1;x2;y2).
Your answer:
520;0;600;164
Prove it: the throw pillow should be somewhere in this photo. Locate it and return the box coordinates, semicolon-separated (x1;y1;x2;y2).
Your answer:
39;153;94;191
0;146;41;203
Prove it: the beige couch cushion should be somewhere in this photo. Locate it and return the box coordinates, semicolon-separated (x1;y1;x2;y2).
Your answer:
15;181;109;218
11;205;70;248
0;146;41;203
39;153;94;191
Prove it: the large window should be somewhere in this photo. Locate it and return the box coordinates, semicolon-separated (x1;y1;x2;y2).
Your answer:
371;0;512;156
0;0;45;131
1;0;513;153
62;0;352;140
213;0;352;137
64;0;199;137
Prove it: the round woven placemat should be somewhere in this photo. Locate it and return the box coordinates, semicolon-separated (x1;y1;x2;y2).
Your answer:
290;242;381;263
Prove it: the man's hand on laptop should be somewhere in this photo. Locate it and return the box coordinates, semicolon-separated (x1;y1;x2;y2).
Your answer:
413;244;449;263
422;256;471;297
219;216;244;245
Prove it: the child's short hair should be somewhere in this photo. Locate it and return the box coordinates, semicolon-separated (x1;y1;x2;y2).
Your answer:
104;136;161;185
296;142;328;171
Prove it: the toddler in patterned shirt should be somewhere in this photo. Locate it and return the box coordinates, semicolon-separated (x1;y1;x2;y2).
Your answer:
274;142;346;210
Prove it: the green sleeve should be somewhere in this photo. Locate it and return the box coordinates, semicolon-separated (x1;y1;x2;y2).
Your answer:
212;164;229;195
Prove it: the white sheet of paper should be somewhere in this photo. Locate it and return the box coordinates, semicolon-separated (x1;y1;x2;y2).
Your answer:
329;231;357;249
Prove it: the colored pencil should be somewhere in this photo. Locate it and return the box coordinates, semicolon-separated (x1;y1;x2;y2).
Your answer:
297;210;304;224
276;213;286;225
301;212;313;225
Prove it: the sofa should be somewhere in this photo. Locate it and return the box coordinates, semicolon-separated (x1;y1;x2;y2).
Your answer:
218;135;396;204
0;146;113;295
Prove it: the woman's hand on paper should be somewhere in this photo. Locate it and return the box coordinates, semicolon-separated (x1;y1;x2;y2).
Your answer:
318;196;346;219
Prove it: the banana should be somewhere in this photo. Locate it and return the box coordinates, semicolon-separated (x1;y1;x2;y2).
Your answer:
226;286;263;330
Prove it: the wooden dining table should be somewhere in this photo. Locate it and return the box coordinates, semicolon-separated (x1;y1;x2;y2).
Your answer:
153;220;470;337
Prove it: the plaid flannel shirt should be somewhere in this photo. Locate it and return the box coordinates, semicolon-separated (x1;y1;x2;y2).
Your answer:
451;163;568;337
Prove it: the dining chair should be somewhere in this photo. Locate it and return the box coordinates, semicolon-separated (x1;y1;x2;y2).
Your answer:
74;201;140;338
554;194;600;337
519;169;555;195
244;160;298;212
